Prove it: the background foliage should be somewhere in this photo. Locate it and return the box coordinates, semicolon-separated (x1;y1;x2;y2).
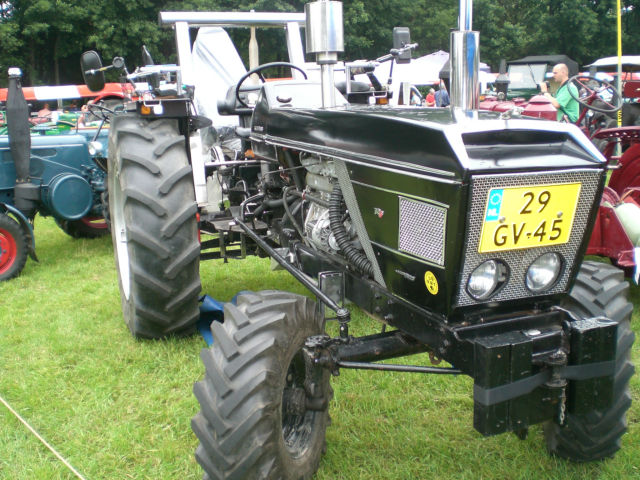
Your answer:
0;0;639;87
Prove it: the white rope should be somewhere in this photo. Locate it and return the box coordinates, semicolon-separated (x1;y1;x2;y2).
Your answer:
0;393;88;480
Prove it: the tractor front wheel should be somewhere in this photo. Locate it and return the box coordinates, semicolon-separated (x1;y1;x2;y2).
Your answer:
544;261;634;461
0;213;28;281
108;115;201;339
192;291;332;480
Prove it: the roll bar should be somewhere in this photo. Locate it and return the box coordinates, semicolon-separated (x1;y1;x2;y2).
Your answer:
158;11;307;87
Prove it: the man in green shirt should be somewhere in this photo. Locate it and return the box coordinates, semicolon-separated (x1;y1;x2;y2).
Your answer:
540;63;579;123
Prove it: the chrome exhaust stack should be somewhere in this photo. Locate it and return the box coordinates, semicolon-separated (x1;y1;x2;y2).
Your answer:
450;0;479;111
305;0;344;108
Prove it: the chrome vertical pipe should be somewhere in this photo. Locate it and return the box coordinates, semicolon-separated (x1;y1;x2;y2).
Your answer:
459;0;472;30
451;0;479;111
305;0;344;108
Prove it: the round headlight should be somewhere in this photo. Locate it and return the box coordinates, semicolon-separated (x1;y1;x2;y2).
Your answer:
88;141;103;156
467;260;508;300
526;253;562;293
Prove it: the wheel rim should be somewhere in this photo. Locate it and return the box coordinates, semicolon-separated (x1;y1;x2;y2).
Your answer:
111;168;131;299
80;216;108;230
0;227;17;275
281;349;318;459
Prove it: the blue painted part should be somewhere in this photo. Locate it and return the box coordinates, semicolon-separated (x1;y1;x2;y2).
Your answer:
197;295;225;346
0;130;108;219
0;201;37;260
45;174;93;220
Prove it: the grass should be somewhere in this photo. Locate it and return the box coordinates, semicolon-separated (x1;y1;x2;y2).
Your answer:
0;215;639;479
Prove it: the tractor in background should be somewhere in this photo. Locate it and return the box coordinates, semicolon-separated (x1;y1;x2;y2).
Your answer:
0;68;113;281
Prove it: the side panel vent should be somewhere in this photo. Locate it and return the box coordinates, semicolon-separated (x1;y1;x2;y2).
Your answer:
398;196;447;266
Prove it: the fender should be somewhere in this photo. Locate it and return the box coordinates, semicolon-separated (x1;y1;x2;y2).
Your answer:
0;203;38;262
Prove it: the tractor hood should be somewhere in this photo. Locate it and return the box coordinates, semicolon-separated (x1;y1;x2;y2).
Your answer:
250;82;605;181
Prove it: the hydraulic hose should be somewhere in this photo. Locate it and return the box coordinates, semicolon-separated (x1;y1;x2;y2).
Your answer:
329;183;374;277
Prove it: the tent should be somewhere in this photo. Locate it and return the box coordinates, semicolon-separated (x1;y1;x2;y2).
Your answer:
383;50;450;86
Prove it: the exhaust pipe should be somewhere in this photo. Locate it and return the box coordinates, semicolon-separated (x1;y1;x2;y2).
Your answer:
6;68;39;216
450;0;479;111
305;0;344;108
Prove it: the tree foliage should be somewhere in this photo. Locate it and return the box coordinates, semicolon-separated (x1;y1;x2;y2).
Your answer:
0;0;638;87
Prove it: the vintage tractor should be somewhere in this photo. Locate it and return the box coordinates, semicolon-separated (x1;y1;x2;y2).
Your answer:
0;68;111;281
85;0;634;478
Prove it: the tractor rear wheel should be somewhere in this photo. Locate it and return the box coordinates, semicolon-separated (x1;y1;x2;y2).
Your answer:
192;291;331;480
0;213;28;281
544;261;634;461
108;115;200;339
55;216;109;238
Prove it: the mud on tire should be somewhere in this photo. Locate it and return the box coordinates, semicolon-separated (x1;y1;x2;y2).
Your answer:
544;261;635;461
108;115;200;339
192;291;332;480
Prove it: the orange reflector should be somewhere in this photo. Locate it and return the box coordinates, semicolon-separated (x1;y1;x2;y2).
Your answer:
140;105;151;115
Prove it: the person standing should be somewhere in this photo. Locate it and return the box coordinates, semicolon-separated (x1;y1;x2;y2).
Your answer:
435;82;450;107
540;64;579;123
424;88;436;107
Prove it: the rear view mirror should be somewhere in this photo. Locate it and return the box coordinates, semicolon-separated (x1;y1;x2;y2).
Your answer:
81;51;106;92
393;27;412;64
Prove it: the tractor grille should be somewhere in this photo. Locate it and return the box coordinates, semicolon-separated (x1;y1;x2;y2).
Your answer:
398;196;446;266
456;169;602;307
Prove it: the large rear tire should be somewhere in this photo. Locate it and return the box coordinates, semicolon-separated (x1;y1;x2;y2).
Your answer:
192;291;331;480
544;261;634;461
108;115;200;339
0;213;28;281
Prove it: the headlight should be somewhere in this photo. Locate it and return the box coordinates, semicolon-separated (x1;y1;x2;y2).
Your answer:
526;253;562;293
88;141;103;156
467;260;508;300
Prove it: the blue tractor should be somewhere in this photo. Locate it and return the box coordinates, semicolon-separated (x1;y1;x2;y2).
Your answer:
0;68;109;281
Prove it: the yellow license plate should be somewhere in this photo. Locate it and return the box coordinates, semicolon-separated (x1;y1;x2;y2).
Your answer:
478;183;582;253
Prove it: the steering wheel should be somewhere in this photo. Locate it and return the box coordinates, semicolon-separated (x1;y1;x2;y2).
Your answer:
86;102;116;122
567;75;622;114
235;62;308;108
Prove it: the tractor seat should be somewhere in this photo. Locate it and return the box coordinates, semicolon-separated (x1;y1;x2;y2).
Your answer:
217;84;262;116
335;80;372;104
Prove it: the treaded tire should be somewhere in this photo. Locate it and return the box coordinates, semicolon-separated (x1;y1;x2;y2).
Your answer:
0;213;28;281
108;114;200;339
192;291;331;480
544;261;635;461
55;217;109;238
101;190;111;232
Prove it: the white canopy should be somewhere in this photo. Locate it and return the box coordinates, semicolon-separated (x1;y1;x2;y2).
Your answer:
586;56;640;72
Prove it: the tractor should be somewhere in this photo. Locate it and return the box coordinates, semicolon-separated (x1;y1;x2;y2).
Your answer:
85;0;634;478
0;68;112;281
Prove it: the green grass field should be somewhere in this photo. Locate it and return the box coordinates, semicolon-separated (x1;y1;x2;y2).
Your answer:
1;215;638;479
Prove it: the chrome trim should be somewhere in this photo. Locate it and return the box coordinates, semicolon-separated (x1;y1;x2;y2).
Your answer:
251;133;460;182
